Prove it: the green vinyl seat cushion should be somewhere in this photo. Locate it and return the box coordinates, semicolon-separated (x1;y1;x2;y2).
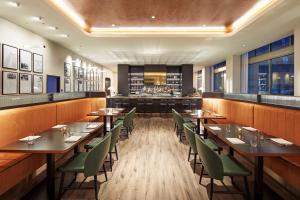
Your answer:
205;139;219;151
184;117;192;123
84;137;103;150
221;155;251;177
59;152;87;173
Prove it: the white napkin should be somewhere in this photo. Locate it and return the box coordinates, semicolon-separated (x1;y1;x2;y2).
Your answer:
86;124;99;129
209;126;221;131
242;127;257;132
270;138;293;146
226;138;245;144
52;124;67;129
19;136;41;141
65;136;82;143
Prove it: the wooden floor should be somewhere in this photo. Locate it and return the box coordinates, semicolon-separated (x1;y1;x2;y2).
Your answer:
23;117;281;200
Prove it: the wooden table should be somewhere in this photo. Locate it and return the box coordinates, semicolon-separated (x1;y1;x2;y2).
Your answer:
0;122;103;200
87;108;124;133
185;109;225;135
204;123;300;200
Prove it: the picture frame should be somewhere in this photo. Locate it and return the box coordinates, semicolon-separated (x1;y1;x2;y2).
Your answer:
79;67;84;79
74;78;79;92
33;74;43;93
2;44;18;70
64;78;71;92
19;49;32;72
33;53;43;73
64;62;71;77
2;71;18;94
73;66;79;79
19;73;32;94
78;79;84;92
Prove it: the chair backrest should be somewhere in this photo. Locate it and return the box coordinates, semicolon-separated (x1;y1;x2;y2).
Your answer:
173;110;184;131
84;132;112;177
109;123;122;152
123;107;136;127
183;124;197;153
195;134;223;180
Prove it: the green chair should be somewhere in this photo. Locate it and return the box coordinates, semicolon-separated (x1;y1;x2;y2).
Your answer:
172;109;193;132
195;134;251;200
114;107;136;138
173;109;197;141
58;133;112;200
85;123;122;171
183;124;220;173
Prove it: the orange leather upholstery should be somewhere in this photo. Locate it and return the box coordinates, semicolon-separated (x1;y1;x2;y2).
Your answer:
0;98;106;195
202;98;254;126
203;98;300;190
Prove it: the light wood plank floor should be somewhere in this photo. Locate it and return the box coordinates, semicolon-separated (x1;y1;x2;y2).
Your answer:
61;117;245;200
23;117;281;200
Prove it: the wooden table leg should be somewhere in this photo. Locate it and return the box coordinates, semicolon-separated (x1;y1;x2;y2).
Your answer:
254;156;264;200
203;119;208;138
197;118;200;135
110;116;113;130
46;153;55;200
103;116;107;135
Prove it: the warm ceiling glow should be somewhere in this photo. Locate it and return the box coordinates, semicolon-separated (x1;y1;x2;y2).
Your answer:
48;26;58;30
7;1;20;7
47;0;281;36
48;0;88;30
32;16;43;22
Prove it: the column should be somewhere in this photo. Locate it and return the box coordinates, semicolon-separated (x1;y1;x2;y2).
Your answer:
294;24;300;96
226;55;241;93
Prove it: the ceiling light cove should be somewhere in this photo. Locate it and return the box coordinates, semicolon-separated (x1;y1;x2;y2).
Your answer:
7;1;20;7
47;0;282;36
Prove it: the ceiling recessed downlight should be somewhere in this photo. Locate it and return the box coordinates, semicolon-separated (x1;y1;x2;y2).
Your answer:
7;1;20;7
111;24;116;27
48;26;58;30
58;34;68;38
151;15;156;19
32;16;43;22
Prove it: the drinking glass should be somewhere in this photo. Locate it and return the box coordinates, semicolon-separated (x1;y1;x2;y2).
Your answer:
250;136;258;148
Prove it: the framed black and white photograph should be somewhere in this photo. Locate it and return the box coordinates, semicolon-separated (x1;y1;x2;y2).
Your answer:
2;44;18;70
19;49;32;71
33;53;43;73
78;79;84;92
19;73;32;94
64;62;71;77
79;67;84;79
64;78;71;92
73;67;79;79
74;79;79;92
33;74;43;93
2;71;18;94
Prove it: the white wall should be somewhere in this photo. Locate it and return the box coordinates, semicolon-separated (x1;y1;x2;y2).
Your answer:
0;17;114;94
225;55;241;93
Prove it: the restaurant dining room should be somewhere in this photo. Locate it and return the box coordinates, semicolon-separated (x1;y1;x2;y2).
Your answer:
1;0;300;200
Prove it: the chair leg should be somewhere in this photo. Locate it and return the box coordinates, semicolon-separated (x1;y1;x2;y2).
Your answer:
193;153;197;173
115;145;119;160
188;147;191;161
93;175;98;200
58;172;65;199
243;176;250;200
103;164;108;181
109;152;113;171
210;178;214;200
199;165;204;184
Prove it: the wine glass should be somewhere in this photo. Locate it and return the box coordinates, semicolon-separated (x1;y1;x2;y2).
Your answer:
250;135;258;148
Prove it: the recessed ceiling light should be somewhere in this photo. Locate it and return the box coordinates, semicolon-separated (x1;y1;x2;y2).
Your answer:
32;16;43;22
8;1;20;7
242;44;246;47
58;34;68;38
111;24;116;27
151;16;156;19
202;24;206;27
48;26;58;30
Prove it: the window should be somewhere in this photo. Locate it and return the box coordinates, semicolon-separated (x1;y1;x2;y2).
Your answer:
248;61;269;94
197;70;203;91
255;45;270;56
248;50;256;59
270;36;291;52
271;54;294;95
214;71;225;92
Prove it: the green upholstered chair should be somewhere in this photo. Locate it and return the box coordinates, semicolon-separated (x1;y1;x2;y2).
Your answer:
58;133;112;200
183;124;220;173
173;109;196;141
85;123;122;171
195;134;251;200
172;108;193;132
114;107;136;138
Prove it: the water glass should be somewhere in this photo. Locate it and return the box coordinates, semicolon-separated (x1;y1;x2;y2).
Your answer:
27;133;35;145
250;136;258;148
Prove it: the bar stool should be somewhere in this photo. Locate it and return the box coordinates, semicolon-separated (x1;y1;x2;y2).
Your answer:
160;100;168;117
190;100;198;110
182;100;191;111
115;101;122;108
168;100;176;113
145;100;153;117
137;101;145;117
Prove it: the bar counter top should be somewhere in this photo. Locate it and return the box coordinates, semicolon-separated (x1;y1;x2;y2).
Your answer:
107;95;202;99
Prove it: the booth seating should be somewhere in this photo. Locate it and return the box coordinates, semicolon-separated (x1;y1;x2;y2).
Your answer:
0;98;106;196
202;98;300;195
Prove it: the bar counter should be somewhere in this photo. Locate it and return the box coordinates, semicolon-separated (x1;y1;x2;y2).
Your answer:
107;95;202;113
